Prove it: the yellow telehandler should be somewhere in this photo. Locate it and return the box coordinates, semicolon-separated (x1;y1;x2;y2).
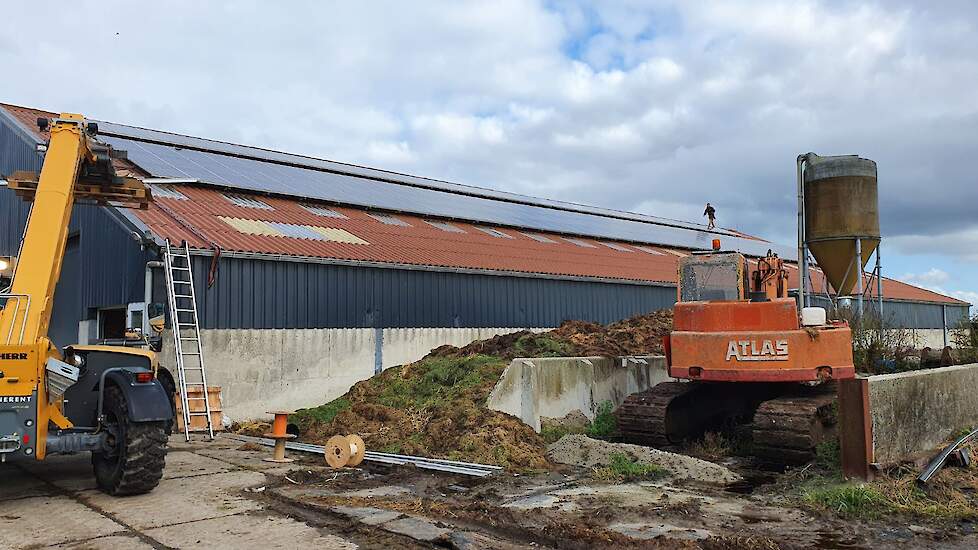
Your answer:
0;114;172;495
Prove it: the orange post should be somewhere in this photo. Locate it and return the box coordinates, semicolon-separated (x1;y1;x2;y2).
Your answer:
263;411;296;463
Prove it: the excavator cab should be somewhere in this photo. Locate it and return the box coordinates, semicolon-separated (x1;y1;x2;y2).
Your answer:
677;252;747;302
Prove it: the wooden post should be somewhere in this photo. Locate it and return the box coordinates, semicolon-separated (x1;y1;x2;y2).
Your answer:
838;378;873;481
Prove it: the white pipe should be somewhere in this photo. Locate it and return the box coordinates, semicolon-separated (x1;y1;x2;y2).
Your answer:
144;261;163;334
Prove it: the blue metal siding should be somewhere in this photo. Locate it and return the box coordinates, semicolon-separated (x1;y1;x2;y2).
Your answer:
806;295;969;330
188;255;677;330
1;111;150;345
0;116;41;180
0;186;150;344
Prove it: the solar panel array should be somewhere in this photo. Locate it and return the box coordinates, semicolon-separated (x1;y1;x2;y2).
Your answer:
99;131;793;258
96;121;744;237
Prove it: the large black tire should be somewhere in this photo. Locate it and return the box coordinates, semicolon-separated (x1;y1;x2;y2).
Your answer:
92;385;168;495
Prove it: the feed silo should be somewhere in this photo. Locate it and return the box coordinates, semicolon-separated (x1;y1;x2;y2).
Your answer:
796;153;882;316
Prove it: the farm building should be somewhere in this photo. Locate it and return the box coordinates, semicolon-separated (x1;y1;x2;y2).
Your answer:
0;103;969;419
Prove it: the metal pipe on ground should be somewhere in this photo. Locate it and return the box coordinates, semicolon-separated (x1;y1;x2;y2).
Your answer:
230;434;501;477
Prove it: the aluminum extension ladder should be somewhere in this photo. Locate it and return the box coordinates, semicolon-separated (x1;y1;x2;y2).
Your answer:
163;240;214;440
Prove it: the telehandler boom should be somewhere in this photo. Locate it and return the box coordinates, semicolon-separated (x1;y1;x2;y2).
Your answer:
0;114;172;495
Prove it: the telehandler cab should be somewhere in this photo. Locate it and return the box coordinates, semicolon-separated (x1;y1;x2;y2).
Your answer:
0;114;172;495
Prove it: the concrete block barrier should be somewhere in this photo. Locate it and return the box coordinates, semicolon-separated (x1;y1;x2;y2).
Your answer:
487;355;670;432
840;363;978;480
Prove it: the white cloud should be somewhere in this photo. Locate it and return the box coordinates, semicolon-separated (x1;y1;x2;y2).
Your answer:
899;268;977;307
3;1;977;302
900;268;951;288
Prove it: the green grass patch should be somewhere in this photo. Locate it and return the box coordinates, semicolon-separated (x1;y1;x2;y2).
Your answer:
586;401;618;438
814;438;841;472
540;425;570;444
803;483;889;519
800;471;978;523
592;452;668;483
291;397;351;431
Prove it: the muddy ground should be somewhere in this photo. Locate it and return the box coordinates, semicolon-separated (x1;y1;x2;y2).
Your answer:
250;440;978;549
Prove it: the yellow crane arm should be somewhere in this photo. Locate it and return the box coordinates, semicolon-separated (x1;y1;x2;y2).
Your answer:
0;114;150;345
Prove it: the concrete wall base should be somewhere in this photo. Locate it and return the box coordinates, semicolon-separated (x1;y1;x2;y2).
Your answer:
487;355;670;432
160;327;548;420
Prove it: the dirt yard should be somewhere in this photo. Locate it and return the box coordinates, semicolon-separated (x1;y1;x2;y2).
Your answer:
251;432;978;549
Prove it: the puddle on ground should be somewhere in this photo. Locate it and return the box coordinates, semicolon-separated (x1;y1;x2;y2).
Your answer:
814;532;869;550
723;472;777;494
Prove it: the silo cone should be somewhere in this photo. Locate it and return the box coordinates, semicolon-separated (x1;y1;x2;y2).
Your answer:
803;154;879;296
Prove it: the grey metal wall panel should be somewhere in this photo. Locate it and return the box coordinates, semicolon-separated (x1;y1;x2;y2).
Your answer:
188;255;677;330
806;295;967;330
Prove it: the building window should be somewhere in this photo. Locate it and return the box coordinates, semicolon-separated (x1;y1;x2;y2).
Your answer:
301;204;347;219
475;226;513;239
425;220;465;233
146;184;188;200
368;213;411;227
563;237;596;248
520;232;556;243
223;193;273;210
600;242;634;252
633;245;665;255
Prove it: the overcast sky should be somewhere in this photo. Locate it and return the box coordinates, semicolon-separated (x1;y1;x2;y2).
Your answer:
3;1;977;305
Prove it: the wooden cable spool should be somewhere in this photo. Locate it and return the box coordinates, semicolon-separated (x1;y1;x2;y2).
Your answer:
324;434;366;468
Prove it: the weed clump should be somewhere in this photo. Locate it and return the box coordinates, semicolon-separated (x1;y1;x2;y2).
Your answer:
592;452;667;483
586;401;618;439
292;398;350;431
803;484;889;519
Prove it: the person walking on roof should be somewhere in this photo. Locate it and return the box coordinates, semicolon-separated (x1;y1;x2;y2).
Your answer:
704;202;716;229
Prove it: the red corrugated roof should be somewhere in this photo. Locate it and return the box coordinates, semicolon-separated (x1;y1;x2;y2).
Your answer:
127;185;967;304
1;103;51;140
1;103;967;305
134;186;682;284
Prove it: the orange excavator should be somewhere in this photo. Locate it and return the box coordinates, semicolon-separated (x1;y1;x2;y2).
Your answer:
618;247;855;464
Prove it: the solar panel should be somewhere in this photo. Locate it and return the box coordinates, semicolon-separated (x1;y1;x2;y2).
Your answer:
101;136;794;258
96;121;746;237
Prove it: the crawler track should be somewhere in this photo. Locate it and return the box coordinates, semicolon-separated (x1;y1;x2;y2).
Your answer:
751;385;838;466
619;381;839;467
616;382;694;448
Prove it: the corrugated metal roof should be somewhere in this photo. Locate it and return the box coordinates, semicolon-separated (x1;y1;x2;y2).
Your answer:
0;102;967;306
